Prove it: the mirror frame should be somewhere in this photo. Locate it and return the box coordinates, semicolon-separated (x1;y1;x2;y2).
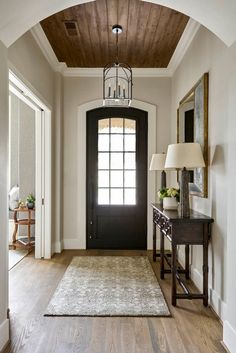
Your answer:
177;73;209;198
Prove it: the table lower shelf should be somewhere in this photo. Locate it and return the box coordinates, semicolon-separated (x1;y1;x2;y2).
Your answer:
10;236;35;250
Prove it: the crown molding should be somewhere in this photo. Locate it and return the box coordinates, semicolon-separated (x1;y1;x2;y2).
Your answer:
63;67;172;77
31;19;200;77
31;24;67;73
167;18;201;75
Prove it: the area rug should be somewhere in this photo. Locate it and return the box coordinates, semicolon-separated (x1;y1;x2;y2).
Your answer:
9;249;28;270
45;256;170;317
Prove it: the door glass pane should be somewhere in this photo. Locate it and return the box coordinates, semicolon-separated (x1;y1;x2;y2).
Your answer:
110;135;123;151
99;119;110;133
111;171;123;187
98;135;109;151
110;118;123;133
98;189;109;205
124;119;136;133
97;117;137;206
110;189;123;204
111;153;123;169
124;189;136;205
98;153;109;169
125;171;136;187
124;153;135;169
98;171;109;187
124;135;136;151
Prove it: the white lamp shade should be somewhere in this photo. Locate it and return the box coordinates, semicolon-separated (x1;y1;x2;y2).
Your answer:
165;143;205;169
149;153;166;171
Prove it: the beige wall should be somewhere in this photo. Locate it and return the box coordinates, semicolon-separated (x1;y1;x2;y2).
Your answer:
62;76;171;248
8;31;54;107
171;26;236;352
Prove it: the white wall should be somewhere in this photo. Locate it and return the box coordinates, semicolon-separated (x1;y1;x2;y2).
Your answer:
62;76;171;249
8;31;54;107
171;25;236;353
0;40;9;352
224;41;236;353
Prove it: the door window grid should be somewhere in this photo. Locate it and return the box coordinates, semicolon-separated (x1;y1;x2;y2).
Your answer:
98;118;136;205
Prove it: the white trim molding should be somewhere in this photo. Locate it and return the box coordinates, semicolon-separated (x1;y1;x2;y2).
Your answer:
0;319;9;351
31;19;200;77
224;320;236;353
167;18;201;74
61;99;157;250
178;249;226;321
52;241;63;253
31;24;67;73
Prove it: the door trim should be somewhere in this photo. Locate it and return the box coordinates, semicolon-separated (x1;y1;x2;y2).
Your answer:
66;99;156;250
9;70;52;259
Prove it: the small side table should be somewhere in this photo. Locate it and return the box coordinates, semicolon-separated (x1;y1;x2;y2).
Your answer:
12;207;35;249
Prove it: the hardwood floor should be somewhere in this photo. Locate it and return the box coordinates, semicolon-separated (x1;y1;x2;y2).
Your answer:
4;250;225;353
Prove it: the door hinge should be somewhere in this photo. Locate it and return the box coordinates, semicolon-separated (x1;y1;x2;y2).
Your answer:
42;198;45;205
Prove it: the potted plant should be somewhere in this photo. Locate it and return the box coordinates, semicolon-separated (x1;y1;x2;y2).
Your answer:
26;194;35;209
158;187;180;210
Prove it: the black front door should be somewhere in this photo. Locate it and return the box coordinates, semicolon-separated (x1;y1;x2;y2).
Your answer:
86;107;147;249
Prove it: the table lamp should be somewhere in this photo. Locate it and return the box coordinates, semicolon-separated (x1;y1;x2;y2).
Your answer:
165;143;205;217
149;153;166;206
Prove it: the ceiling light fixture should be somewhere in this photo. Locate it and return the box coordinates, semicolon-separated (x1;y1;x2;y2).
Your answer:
103;22;133;107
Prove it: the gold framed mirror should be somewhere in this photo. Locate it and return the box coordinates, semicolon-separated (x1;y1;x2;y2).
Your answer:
177;73;209;198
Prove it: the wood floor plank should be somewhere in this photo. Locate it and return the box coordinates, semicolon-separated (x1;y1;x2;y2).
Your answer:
4;250;226;353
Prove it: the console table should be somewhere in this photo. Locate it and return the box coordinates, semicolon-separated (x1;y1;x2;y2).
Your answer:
152;203;214;306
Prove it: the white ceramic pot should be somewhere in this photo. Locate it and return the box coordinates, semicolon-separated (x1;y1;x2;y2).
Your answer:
163;197;178;210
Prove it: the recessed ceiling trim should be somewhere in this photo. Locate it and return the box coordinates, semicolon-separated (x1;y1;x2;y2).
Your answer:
31;24;67;72
168;18;201;74
31;18;200;78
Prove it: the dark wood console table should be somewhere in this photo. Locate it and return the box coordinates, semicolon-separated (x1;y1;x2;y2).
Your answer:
152;203;214;306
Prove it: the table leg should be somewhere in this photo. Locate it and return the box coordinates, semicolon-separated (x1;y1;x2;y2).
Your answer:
28;223;31;246
171;242;177;306
12;223;18;250
153;221;156;262
185;244;190;279
203;224;209;306
160;230;165;279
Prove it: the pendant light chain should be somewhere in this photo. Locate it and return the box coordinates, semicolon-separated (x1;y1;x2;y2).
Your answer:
102;0;133;107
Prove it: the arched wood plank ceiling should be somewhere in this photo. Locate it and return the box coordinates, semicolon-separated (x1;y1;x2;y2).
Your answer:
40;0;189;68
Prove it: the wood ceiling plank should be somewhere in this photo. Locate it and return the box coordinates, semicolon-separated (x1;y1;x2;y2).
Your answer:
40;0;189;68
94;0;109;66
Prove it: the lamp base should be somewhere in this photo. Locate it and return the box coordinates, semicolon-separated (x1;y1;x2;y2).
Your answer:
160;170;166;208
180;167;190;217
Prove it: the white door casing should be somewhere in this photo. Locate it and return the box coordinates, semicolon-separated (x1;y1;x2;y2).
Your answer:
9;71;52;259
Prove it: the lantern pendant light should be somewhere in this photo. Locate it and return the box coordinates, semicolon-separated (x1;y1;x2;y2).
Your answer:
103;22;133;107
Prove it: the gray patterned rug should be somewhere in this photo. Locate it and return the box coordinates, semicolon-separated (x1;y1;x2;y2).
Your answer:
45;256;170;317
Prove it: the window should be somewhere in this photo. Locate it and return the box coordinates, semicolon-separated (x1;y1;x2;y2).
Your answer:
98;118;136;205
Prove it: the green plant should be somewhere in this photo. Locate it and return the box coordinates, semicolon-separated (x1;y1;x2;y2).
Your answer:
26;193;35;203
158;187;180;202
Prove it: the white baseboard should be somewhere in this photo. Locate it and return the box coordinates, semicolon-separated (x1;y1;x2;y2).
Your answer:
52;241;63;254
178;249;226;320
63;238;85;250
191;267;226;320
223;320;236;353
0;319;9;352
